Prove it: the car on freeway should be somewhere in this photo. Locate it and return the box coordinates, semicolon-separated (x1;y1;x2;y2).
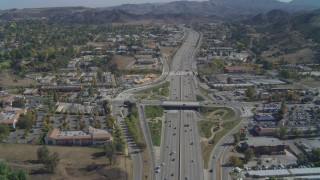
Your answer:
155;168;160;173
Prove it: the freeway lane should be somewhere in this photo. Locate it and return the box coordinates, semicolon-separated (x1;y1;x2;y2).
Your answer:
158;28;204;180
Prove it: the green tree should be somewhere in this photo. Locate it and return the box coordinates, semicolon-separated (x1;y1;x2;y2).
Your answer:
274;129;280;138
279;127;287;139
9;169;29;180
106;114;115;128
104;142;117;165
228;155;243;168
297;153;308;165
44;152;60;173
233;133;240;145
260;146;270;155
136;142;147;152
16;111;35;130
306;127;313;135
0;161;12;177
244;148;254;162
37;146;49;163
293;128;302;137
0;162;28;180
245;86;255;100
114;137;126;153
0;124;10;139
278;100;287;120
227;76;232;84
311;148;320;167
269;176;276;180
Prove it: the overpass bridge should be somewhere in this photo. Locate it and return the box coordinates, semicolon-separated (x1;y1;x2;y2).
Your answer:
162;101;200;107
109;99;204;108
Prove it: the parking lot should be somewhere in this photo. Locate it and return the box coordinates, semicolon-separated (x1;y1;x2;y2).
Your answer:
35;111;107;130
4;111;109;144
244;151;298;171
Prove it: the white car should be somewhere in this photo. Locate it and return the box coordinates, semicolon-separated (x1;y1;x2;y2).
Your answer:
155;166;160;173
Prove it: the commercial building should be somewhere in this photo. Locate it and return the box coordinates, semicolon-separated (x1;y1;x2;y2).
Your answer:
253;126;277;136
23;88;38;95
45;126;113;146
39;86;83;93
253;115;275;122
241;137;286;155
0;106;26;128
223;65;254;73
246;168;320;178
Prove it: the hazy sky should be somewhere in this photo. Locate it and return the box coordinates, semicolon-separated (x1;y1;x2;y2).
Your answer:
0;0;292;9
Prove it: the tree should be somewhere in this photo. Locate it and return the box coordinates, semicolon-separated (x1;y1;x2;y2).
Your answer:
278;100;287;120
103;101;111;115
274;129;280;138
106;114;115;128
44;152;60;173
228;155;243;168
233;133;240;145
0;162;28;180
306;127;313;135
9;169;29;180
16;112;35;130
0;124;10;140
114;137;125;153
244;148;254;162
279;127;287;139
37;146;49;163
297;153;308;165
227;76;232;84
245;86;255;100
260;146;270;155
136;142;147;152
311;148;320;167
104;142;117;165
269;176;276;180
293;128;302;137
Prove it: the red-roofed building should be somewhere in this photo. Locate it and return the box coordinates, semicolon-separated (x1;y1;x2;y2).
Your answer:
223;66;254;73
0;106;25;128
45;126;112;146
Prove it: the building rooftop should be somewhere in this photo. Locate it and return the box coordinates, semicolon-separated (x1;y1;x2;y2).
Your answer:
247;169;290;177
289;167;320;176
247;168;320;177
245;137;283;147
46;126;111;140
253;115;275;122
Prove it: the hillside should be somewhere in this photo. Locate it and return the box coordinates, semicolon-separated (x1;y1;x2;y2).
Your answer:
109;0;320;17
1;0;320;23
0;7;208;24
246;9;320;64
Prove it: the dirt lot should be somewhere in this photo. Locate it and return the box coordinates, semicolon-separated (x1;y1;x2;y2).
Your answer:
112;55;136;70
161;47;177;58
0;143;132;180
0;72;34;87
87;41;113;48
301;77;320;88
263;48;315;64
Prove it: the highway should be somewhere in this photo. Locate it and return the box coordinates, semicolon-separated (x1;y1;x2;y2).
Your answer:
158;28;204;180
